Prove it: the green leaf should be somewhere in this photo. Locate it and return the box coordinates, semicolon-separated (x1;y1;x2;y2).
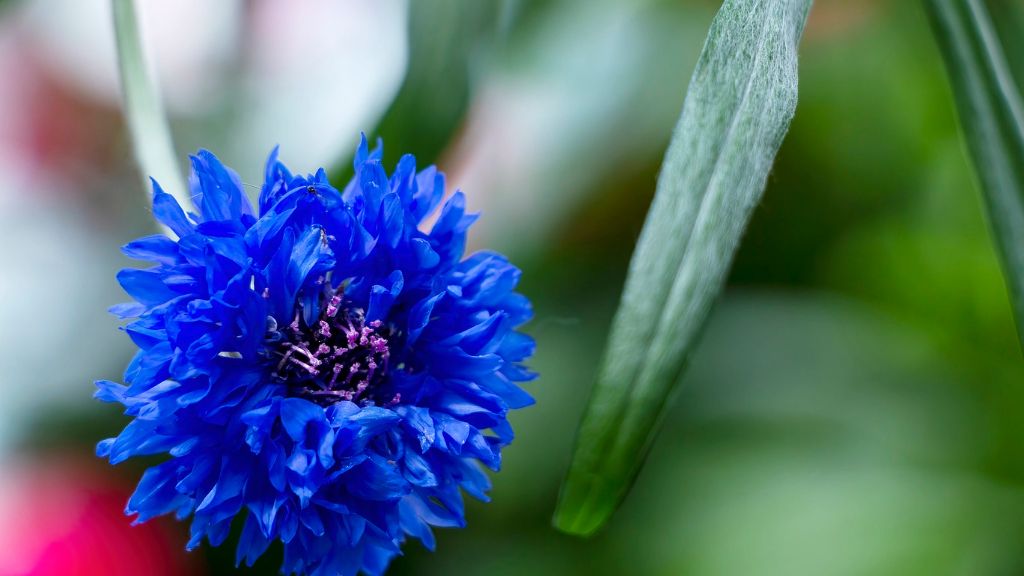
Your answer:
924;0;1024;350
112;0;187;210
375;0;500;165
983;0;1024;93
330;0;503;181
553;0;812;536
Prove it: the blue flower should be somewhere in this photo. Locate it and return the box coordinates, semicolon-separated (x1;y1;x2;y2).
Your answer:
95;137;535;575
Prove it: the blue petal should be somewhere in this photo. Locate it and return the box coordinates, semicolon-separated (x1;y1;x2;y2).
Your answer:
190;149;253;222
358;161;389;219
117;268;180;307
237;514;272;567
397;406;435;452
280;398;326;442
151;179;195;237
108;301;147;318
366;270;404;322
94;379;127;403
122;234;181;264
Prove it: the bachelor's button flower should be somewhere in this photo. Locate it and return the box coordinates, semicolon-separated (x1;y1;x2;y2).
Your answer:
95;137;536;576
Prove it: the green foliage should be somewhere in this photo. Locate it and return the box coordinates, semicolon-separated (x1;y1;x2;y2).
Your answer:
111;0;187;210
553;0;812;536
331;0;503;181
925;0;1024;351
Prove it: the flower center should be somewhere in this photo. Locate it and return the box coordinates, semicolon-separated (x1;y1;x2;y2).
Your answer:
272;292;399;406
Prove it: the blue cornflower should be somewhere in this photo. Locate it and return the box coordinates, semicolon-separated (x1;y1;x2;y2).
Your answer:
95;137;535;575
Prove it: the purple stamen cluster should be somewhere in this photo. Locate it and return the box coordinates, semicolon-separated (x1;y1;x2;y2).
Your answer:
273;291;398;407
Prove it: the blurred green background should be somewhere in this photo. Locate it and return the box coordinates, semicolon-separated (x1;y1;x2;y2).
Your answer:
3;0;1024;574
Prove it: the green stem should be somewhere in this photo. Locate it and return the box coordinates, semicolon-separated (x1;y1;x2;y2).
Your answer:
112;0;188;214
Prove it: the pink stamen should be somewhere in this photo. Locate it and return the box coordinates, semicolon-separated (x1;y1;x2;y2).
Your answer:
273;295;393;406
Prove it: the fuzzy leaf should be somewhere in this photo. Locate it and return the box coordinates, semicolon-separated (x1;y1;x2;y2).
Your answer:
553;0;812;536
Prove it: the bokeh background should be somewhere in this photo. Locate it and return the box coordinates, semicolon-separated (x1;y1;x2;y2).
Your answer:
3;0;1024;574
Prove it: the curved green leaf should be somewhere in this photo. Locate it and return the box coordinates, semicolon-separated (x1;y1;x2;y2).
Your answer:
553;0;812;536
330;0;503;181
925;0;1024;350
112;0;187;208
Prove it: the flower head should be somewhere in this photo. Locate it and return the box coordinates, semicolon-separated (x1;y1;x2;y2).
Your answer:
96;137;535;575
